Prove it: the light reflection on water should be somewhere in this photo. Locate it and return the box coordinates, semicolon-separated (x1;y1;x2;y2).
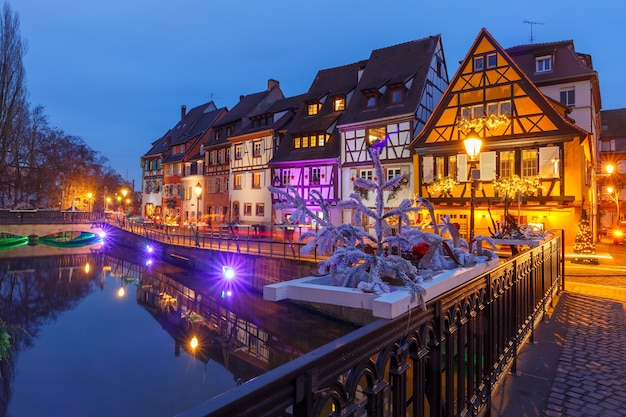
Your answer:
0;246;359;417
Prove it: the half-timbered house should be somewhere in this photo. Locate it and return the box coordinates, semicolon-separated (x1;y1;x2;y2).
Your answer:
408;29;590;245
203;80;284;225
268;61;367;224
506;40;602;237
599;107;626;228
228;94;302;227
337;35;449;226
160;102;225;225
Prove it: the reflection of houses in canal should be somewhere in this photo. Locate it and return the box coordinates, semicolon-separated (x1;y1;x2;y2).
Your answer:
133;266;355;381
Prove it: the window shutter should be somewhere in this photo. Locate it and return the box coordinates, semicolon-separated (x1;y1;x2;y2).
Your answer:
480;151;496;180
539;146;559;178
422;156;434;183
457;154;468;181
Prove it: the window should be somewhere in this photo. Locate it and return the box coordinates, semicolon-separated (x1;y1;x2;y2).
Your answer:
209;151;216;165
487;53;497;69
500;151;515;177
256;203;265;216
217;150;223;164
449;156;457;180
282;170;291;185
235;144;243;159
234;173;242;189
311;167;321;185
307;103;320;115
390;87;404;104
535;55;552;73
367;127;386;145
522;149;538;177
333;97;345;111
225;148;230;162
224;177;229;192
360;169;373;180
461;104;485;120
387;168;401;181
216;178;221;193
365;93;377;108
253;141;262;157
294;137;301;149
473;56;484;71
302;136;309;148
486;100;512;117
560;88;575;107
252;172;262;188
317;134;326;147
436;157;445;179
243;203;252;216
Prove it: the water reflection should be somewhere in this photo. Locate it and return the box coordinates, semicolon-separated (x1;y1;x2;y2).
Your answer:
0;246;358;417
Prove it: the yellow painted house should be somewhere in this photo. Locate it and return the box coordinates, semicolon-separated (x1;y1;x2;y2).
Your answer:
408;29;591;246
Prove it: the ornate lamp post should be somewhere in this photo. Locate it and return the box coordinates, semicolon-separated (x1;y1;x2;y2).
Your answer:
121;188;128;214
194;182;203;223
464;129;482;249
87;192;93;212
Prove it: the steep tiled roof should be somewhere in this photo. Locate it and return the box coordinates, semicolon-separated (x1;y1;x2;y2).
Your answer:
506;40;596;84
231;93;305;139
142;102;221;158
271;61;366;164
340;35;441;125
205;81;284;148
601;108;626;139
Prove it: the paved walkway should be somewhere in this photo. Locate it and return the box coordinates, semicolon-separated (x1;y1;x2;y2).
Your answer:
491;259;626;416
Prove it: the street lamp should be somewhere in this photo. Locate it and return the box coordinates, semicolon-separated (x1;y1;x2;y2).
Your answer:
87;192;93;212
194;182;203;223
121;188;128;214
464;129;482;250
606;185;621;226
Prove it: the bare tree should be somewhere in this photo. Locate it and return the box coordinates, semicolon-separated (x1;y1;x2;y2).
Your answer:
0;2;28;208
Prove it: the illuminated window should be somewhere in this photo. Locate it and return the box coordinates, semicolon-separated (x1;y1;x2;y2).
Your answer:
333;97;345;111
294;137;301;149
317;134;326;147
307;103;320;115
253;141;262;157
500;151;515;177
252;172;262;188
522;149;538;177
235;144;243;159
367;127;386;145
535;55;552;73
234;173;242;189
302;136;309;148
449;155;457;180
436;157;445;179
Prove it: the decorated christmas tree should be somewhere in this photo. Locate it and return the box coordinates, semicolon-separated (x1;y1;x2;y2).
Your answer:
572;208;597;264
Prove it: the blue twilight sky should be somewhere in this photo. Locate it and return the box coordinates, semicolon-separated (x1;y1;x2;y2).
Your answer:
12;0;626;189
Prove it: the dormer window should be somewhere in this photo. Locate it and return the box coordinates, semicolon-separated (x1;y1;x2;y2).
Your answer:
535;55;553;73
390;86;404;104
307;103;321;115
364;92;377;108
333;97;345;111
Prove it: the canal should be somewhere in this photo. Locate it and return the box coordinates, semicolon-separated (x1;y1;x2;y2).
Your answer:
0;243;361;417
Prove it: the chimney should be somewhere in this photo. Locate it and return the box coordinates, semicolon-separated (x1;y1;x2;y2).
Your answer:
181;105;187;120
268;79;279;91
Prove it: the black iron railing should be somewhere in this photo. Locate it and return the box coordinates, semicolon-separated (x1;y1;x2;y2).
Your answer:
177;234;563;417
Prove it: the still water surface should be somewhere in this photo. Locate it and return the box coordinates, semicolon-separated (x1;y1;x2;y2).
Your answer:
0;245;359;417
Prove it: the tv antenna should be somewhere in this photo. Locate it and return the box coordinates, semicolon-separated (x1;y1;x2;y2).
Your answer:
523;20;545;43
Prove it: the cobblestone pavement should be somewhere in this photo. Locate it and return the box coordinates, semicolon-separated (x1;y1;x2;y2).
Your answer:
492;245;626;417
